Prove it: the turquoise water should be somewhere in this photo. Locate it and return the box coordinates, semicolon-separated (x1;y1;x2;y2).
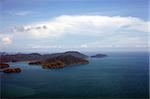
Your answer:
1;52;149;98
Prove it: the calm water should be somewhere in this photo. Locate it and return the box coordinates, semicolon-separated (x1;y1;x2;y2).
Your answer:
1;52;149;98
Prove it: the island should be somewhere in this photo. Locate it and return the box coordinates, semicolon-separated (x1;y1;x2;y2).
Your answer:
0;51;88;62
29;54;89;69
1;51;89;69
3;68;22;73
0;63;22;73
0;63;10;69
91;54;107;58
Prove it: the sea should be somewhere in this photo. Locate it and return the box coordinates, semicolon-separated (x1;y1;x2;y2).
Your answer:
1;52;149;98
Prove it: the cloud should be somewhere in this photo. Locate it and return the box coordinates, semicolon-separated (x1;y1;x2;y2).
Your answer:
80;44;88;48
79;36;148;49
32;45;62;49
1;37;12;45
11;15;148;38
1;15;149;51
14;11;32;16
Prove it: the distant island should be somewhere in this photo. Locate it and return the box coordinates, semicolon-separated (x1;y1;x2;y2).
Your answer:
91;54;107;58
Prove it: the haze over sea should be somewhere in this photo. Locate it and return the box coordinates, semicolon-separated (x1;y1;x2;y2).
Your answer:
1;51;149;98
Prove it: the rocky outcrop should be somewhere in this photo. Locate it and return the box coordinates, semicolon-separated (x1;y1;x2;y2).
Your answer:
3;68;22;73
0;63;9;69
91;54;107;58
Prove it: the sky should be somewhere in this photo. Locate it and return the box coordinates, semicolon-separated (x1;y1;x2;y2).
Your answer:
0;0;149;53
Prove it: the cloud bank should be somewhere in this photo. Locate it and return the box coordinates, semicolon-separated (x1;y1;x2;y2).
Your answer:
11;15;148;37
0;15;149;51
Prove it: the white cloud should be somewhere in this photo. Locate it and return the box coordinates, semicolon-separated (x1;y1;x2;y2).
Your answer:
1;15;149;51
14;11;32;16
11;15;148;38
80;44;88;48
1;37;12;45
32;45;62;49
79;36;148;49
